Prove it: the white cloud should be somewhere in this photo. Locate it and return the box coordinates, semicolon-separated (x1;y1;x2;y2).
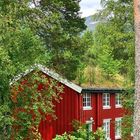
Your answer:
80;0;101;17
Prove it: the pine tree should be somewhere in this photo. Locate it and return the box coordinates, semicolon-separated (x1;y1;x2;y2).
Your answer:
134;0;140;139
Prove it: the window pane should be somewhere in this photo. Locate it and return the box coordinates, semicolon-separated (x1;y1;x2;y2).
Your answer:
83;93;91;107
103;93;110;107
115;118;122;137
103;120;110;139
87;102;91;106
115;93;121;106
83;103;86;107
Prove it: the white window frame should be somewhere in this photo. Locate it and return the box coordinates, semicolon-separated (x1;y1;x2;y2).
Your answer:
115;93;122;108
115;117;122;139
103;119;111;140
83;93;92;110
103;93;111;109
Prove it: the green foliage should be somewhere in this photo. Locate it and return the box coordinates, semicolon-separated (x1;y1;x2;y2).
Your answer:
0;105;13;140
122;115;133;140
76;29;125;87
97;45;122;78
54;132;77;140
93;0;134;83
77;2;134;138
121;89;134;139
75;63;86;86
122;89;134;111
54;127;105;140
11;72;63;139
53;121;105;140
72;119;83;131
0;1;46;138
0;0;85;139
27;0;87;80
92;1;134;138
77;0;134;87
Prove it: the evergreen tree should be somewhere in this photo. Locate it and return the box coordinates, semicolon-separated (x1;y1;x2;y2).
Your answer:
28;0;87;80
93;0;134;83
0;0;86;138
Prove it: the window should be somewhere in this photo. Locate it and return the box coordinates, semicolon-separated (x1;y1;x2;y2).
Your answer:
103;119;111;140
115;93;122;107
83;93;92;110
103;93;110;109
115;118;122;139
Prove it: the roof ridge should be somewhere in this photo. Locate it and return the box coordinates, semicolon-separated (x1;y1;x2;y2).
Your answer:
10;64;82;93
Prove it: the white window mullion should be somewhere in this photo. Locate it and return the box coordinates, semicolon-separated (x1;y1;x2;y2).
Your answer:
83;93;92;110
103;119;111;140
115;93;122;108
115;118;122;139
103;93;110;109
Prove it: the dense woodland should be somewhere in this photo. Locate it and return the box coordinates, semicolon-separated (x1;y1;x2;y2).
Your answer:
0;0;134;139
77;0;134;88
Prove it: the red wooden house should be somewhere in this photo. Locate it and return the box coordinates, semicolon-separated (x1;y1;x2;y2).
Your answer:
11;64;124;140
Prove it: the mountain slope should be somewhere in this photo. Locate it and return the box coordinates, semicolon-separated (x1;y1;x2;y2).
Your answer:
85;15;98;31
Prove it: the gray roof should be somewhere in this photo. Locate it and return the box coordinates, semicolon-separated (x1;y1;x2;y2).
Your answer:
82;88;124;93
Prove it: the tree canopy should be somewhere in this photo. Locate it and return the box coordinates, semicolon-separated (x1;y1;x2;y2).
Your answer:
95;0;134;83
0;0;86;139
77;0;134;87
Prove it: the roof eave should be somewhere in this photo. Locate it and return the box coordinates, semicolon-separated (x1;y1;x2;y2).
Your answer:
81;88;124;93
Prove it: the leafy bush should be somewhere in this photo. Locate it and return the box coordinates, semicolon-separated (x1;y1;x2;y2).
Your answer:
53;121;105;140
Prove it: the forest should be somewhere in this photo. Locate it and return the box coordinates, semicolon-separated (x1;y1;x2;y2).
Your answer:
0;0;136;139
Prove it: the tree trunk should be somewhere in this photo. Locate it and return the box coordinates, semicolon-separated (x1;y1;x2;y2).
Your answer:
134;0;140;139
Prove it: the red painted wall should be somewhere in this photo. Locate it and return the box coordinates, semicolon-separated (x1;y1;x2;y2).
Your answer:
80;94;97;131
80;92;124;140
52;86;80;137
101;93;123;140
38;75;81;139
11;71;81;140
38;78;124;140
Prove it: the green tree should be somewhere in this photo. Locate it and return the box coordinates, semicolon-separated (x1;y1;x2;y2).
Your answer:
121;89;134;139
77;28;124;87
91;0;134;139
0;1;46;139
28;0;87;80
75;30;94;85
97;45;122;78
93;0;134;83
0;0;86;139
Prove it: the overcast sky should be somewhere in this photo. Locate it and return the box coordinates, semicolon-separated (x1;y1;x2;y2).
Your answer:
80;0;101;17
